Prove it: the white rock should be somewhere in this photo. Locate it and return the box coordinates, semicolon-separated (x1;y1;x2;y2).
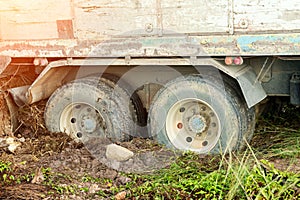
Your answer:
5;137;14;144
18;137;26;143
8;142;20;153
3;137;21;153
106;144;134;162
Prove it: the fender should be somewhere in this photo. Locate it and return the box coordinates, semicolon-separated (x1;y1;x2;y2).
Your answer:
6;36;267;108
9;57;266;108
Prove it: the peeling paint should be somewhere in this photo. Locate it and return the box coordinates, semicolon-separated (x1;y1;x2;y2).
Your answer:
1;33;300;58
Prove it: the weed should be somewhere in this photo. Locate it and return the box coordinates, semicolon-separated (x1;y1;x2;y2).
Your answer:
244;160;300;199
0;161;14;185
0;161;11;173
114;147;300;200
81;174;102;183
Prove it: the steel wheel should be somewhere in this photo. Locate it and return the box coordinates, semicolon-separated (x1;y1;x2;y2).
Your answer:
60;103;106;141
166;98;221;152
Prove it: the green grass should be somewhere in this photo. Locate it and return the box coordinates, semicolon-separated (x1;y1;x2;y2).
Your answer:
253;118;300;159
110;150;300;199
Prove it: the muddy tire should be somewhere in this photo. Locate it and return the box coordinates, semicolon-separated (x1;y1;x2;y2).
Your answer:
148;74;255;154
45;77;136;142
91;73;147;137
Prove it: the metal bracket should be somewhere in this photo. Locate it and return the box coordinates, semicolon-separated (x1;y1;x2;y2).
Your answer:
125;55;131;65
255;57;275;83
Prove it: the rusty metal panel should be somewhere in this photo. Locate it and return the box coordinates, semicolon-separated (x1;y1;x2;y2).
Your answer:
57;20;75;39
234;0;300;32
0;0;73;40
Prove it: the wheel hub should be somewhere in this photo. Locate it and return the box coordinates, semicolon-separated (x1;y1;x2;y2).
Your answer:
81;117;97;132
188;115;206;134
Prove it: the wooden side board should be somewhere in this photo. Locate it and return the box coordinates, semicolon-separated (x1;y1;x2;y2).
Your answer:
0;0;300;56
0;0;73;40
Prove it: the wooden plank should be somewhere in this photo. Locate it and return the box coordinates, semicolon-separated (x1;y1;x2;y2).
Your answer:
1;0;300;57
2;0;300;40
234;0;300;32
73;0;157;39
161;0;229;34
0;0;73;40
74;0;230;38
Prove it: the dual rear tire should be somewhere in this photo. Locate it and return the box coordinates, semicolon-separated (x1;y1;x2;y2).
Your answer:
45;74;255;154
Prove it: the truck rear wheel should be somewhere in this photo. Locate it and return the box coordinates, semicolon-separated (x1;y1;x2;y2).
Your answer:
148;74;255;154
44;77;135;142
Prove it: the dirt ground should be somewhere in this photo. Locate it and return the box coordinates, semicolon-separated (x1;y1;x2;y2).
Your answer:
0;100;299;199
0;101;178;199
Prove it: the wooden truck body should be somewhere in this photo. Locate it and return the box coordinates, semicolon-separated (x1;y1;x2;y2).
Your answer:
0;0;299;153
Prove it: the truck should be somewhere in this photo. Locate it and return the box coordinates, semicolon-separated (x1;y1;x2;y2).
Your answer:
0;0;299;154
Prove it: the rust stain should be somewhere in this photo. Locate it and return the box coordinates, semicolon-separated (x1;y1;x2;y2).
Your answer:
56;20;75;39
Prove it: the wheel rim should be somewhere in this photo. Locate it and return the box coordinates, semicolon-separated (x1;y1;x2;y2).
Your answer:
60;103;106;141
166;98;221;153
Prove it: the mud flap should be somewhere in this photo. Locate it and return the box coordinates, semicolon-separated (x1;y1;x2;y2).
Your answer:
236;68;267;108
0;91;18;136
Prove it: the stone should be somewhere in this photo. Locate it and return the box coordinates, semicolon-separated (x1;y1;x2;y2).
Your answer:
4;137;21;153
106;144;134;162
102;168;118;180
115;191;127;200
